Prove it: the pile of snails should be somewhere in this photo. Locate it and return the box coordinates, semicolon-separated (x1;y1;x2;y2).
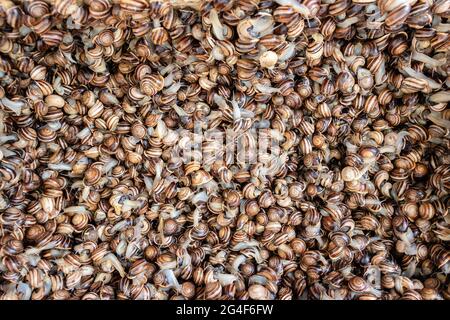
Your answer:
0;0;449;300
